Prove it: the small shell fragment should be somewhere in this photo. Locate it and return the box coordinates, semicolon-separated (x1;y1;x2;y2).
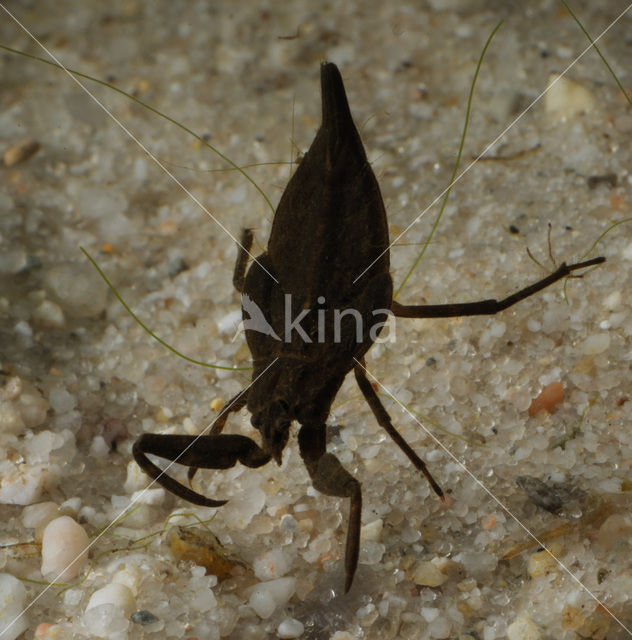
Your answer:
166;525;243;580
528;381;564;416
527;548;560;578
545;73;596;119
86;583;136;616
3;140;40;166
412;560;449;587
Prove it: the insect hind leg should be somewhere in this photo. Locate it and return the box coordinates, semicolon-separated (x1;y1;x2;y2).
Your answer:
354;361;444;501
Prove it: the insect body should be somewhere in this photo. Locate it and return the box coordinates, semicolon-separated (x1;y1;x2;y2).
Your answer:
133;62;604;592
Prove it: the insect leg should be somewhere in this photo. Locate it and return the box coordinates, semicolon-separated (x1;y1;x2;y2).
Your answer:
188;389;249;485
354;362;444;500
298;425;362;593
233;228;254;293
391;256;604;318
133;433;270;507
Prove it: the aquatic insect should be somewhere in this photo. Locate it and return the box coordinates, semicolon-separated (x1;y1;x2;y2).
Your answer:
133;62;604;592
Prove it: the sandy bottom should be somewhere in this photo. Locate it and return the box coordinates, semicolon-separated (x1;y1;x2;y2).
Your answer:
1;1;631;639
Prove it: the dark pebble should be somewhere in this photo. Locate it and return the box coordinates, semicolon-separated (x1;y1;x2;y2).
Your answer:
131;610;159;625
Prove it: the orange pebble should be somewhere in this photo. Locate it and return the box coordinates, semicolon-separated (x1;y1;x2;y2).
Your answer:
528;381;564;416
609;192;625;211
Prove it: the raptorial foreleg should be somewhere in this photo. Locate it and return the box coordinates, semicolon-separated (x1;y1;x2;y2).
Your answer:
133;433;270;507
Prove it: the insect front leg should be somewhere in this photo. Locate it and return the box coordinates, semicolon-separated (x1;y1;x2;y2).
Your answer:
187;389;249;485
298;425;362;593
354;362;444;501
391;257;604;319
133;433;270;507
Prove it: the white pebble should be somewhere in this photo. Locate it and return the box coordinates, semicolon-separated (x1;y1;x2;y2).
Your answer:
1;377;21;401
277;617;305;638
32;299;65;328
26;430;63;463
263;576;296;605
527;318;541;332
22;501;59;529
0;461;59;505
18;389;49;429
603;291;622;311
63;588;83;608
253;548;291;580
124;460;150;493
506;613;541;640
60;497;81;515
428;616;451;638
360;518;383;542
13;320;32;338
227;487;266;528
0;573;28;640
248;588;276;619
360;540;385;565
217;309;242;334
83;603;130;639
213;361;235;379
88;435;110;458
130;488;165;505
48;388;76;414
43;262;107;318
580;333;610;355
0;402;25;435
112;567;141;596
422;607;439;622
87;583;136;616
453;551;497;580
187;572;217;613
78;505;98;526
41;516;90;581
413;561;448;587
400;526;421;544
246;576;297;618
359;444;380;459
545;73;596;119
